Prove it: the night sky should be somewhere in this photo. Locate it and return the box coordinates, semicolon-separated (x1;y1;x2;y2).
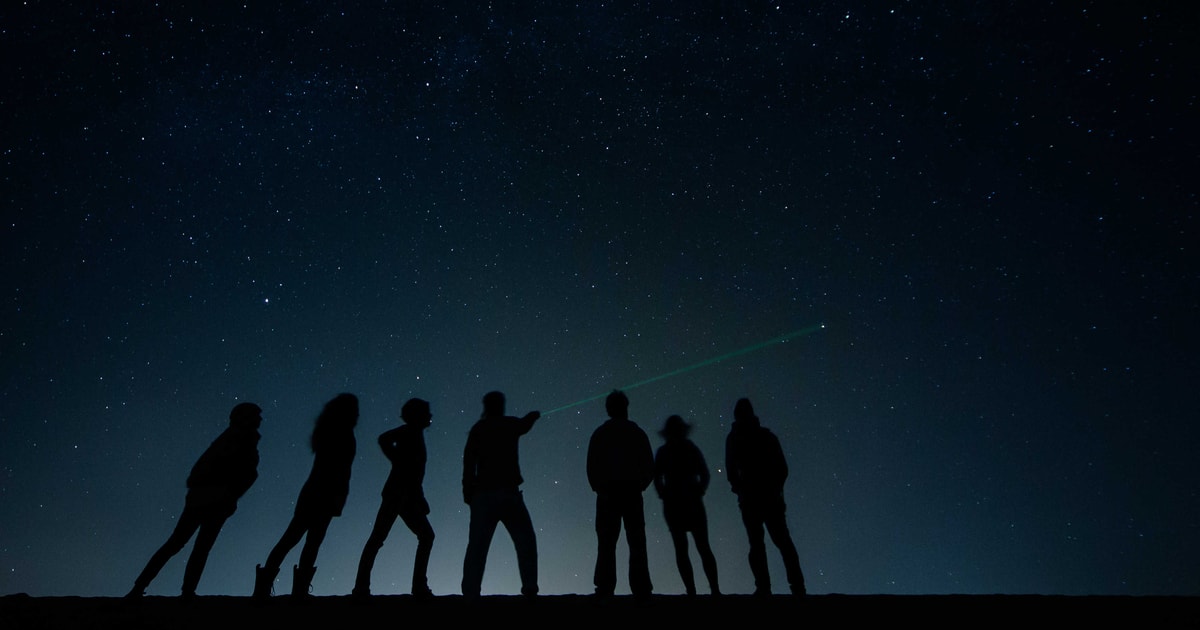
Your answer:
2;2;1197;597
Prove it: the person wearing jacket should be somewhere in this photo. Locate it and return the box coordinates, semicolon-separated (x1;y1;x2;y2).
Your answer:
725;397;805;596
460;391;542;597
587;390;654;597
127;402;262;597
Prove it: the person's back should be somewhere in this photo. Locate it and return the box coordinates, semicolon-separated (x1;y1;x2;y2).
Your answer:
725;420;787;503
463;413;534;494
588;417;654;494
654;437;708;502
186;423;260;512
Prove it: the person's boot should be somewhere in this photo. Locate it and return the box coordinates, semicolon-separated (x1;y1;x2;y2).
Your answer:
252;564;278;600
292;564;316;598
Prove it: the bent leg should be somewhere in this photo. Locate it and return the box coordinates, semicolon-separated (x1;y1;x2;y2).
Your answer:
401;510;435;594
355;503;398;593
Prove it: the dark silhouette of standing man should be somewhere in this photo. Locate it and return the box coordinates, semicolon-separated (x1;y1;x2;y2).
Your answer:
127;402;262;597
587;390;654;597
725;398;806;596
461;391;542;597
353;398;436;597
254;393;358;598
654;414;720;595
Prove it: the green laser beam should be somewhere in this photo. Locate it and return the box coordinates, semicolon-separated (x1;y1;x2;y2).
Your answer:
544;323;825;415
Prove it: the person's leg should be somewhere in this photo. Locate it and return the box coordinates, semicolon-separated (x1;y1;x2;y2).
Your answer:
625;493;652;596
354;502;399;594
669;527;696;595
740;504;770;594
593;492;620;595
691;507;720;595
264;514;309;571
500;489;539;596
288;514;331;597
297;514;332;571
400;510;435;595
180;513;228;595
461;491;500;596
129;506;202;596
764;510;805;595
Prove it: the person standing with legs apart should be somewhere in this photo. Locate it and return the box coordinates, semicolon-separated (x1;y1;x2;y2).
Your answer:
725;398;806;596
654;414;720;595
353;398;435;597
127;402;262;597
587;390;654;597
460;391;542;597
253;393;358;599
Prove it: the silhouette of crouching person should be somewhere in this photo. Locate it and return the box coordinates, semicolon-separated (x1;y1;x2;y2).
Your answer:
254;393;358;599
127;402;262;597
353;398;436;597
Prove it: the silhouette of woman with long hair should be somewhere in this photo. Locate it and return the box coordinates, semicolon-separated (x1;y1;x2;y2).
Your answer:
253;393;358;598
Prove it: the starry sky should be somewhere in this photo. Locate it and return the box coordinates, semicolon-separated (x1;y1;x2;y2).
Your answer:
2;2;1197;597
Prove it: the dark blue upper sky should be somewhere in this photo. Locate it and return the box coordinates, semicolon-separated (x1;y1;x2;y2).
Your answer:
2;1;1197;596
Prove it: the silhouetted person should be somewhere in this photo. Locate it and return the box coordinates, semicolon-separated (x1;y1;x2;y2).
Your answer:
353;398;435;597
461;391;542;597
127;402;262;597
587;390;654;597
725;398;805;596
654;414;720;595
253;393;358;598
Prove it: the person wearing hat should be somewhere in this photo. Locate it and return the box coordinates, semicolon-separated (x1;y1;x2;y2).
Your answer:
654;414;720;595
127;402;263;597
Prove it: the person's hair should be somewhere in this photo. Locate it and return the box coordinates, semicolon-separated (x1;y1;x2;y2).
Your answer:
482;391;506;418
311;393;358;451
605;389;629;419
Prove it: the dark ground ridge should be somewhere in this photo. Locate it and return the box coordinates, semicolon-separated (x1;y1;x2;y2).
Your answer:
2;593;1197;628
